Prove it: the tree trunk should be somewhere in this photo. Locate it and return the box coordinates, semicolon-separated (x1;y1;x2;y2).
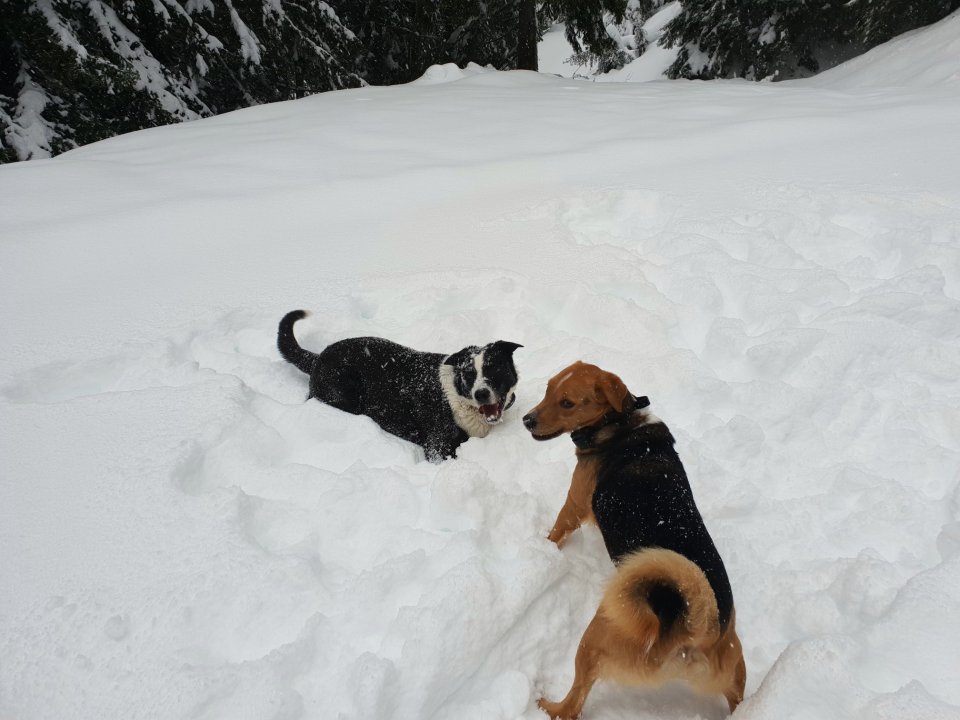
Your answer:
516;0;538;71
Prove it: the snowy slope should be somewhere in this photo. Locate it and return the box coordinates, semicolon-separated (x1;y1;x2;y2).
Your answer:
808;9;960;88
538;23;579;77
2;17;960;720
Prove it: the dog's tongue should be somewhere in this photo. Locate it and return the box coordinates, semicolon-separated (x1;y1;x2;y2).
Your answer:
480;402;503;423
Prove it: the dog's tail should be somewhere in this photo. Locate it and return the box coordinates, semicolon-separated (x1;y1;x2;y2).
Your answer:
600;548;720;654
277;310;318;375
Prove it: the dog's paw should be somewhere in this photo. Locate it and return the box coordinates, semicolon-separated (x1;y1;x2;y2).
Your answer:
546;527;568;548
537;697;579;719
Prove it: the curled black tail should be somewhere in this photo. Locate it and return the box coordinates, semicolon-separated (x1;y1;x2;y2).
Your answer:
277;310;318;375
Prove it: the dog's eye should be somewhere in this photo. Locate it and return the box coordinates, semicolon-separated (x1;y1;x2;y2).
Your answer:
559;399;575;409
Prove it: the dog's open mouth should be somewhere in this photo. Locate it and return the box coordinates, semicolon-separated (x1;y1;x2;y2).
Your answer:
478;400;505;424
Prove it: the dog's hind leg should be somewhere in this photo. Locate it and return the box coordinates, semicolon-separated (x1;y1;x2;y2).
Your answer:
693;612;745;714
547;456;600;547
721;625;746;713
538;613;606;720
724;652;746;713
309;361;364;414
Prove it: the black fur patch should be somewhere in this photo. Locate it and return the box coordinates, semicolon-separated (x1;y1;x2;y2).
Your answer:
481;341;522;399
444;346;480;398
591;418;735;629
645;581;685;634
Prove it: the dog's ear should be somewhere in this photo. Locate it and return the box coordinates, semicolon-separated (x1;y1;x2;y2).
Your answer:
594;371;629;413
444;348;472;367
490;341;523;355
444;347;479;397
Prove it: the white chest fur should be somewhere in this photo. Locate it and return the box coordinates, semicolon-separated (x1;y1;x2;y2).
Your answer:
438;364;492;438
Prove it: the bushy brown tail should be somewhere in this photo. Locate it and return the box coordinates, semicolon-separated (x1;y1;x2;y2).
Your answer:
600;548;720;653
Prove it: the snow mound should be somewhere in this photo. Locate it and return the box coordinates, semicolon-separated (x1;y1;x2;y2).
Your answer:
808;9;960;88
413;62;493;85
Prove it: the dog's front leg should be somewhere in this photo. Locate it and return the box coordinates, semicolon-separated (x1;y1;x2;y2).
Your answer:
424;429;464;463
546;497;585;548
425;443;456;463
546;456;599;548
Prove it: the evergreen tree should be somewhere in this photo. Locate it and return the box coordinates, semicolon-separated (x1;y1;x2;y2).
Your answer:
0;0;362;162
185;0;363;109
517;0;537;70
0;0;200;160
335;0;442;86
662;0;849;80
856;0;960;46
444;0;519;71
340;0;520;85
622;0;668;55
539;0;629;72
661;0;959;80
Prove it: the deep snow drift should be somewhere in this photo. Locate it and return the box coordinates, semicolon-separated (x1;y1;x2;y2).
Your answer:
2;12;960;720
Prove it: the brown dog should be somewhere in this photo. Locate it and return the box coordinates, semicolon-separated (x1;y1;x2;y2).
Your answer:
523;362;745;719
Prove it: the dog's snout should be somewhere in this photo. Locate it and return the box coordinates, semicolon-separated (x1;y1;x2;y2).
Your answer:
522;412;538;430
474;388;491;403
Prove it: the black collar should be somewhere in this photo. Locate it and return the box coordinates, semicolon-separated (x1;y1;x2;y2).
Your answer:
571;395;650;450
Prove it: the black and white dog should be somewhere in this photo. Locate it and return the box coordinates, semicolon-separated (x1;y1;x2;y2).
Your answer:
277;310;522;461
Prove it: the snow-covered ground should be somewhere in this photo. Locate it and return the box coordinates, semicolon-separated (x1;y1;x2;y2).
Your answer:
3;11;960;720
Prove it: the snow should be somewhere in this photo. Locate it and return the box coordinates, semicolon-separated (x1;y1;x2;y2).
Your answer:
413;62;492;85
3;15;960;720
538;23;579;78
